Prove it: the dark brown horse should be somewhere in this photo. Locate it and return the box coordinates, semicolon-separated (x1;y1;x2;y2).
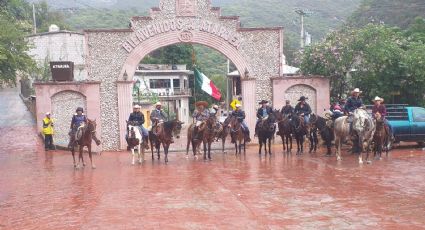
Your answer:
216;116;231;153
275;111;294;154
229;116;245;154
257;111;276;156
292;114;309;154
308;114;334;156
186;121;205;159
70;119;101;169
149;119;184;163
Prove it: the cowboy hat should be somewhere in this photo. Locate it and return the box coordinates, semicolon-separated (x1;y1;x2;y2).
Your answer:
373;96;384;102
235;103;242;108
259;100;268;105
155;102;162;106
195;101;208;108
352;88;362;93
45;112;51;115
76;107;84;112
133;104;141;109
298;96;308;101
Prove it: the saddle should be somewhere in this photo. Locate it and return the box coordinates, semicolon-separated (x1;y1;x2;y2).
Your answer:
152;120;164;136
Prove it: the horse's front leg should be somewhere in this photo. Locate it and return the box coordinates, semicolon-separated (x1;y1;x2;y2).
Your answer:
163;143;169;163
131;147;135;165
156;142;161;160
71;147;77;169
308;132;314;153
138;144;143;164
79;145;85;167
243;138;246;154
258;139;263;155
208;141;212;160
87;144;96;169
203;141;207;161
268;138;272;155
222;137;226;154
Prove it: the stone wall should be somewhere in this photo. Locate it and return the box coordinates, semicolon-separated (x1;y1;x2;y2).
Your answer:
51;91;87;146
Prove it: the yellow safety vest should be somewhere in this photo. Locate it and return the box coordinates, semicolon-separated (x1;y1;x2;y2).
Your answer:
42;117;54;135
230;99;242;111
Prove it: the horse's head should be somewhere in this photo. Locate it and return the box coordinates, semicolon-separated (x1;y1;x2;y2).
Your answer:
172;119;184;139
87;119;97;133
126;121;138;139
353;109;370;132
266;113;276;131
308;114;318;129
273;109;283;121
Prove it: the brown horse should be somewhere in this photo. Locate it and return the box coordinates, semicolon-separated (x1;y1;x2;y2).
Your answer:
308;114;334;155
229;116;246;154
70;119;101;169
216;115;231;153
202;116;221;160
149;119;184;163
186;121;205;159
292;114;309;154
257;111;276;156
275;111;294;154
372;113;389;160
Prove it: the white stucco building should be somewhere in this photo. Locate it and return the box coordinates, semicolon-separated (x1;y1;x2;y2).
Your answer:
26;25;87;81
133;64;192;125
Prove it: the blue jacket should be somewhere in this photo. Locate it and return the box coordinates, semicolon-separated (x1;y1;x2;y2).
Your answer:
71;114;86;129
232;110;246;122
345;96;363;113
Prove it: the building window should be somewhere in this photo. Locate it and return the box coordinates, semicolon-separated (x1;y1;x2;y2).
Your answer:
173;79;180;88
149;79;171;89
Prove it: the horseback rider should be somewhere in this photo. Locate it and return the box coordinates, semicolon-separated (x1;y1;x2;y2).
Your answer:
294;96;312;124
281;100;294;118
192;101;210;140
372;96;394;138
330;101;344;120
150;101;168;132
255;100;274;136
127;104;149;150
231;103;251;142
68;107;87;148
345;88;364;114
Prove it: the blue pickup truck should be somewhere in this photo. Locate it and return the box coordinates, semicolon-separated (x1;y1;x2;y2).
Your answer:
379;105;425;145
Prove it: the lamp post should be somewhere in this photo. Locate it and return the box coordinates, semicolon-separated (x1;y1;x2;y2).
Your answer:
165;87;170;118
135;79;141;104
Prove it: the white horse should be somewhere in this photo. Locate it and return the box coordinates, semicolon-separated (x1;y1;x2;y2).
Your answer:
127;123;144;165
334;108;375;164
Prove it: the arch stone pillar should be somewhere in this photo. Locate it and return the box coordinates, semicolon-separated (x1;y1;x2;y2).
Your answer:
117;81;134;149
241;79;256;141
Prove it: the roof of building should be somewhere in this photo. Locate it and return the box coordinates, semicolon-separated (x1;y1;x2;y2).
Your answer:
27;30;84;38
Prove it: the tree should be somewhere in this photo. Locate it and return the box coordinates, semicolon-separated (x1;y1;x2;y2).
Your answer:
0;3;36;86
300;24;425;105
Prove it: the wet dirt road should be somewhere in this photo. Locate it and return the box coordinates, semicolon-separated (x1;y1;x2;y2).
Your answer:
1;88;425;229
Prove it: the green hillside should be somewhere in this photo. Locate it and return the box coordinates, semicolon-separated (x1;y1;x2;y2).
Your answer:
349;0;425;29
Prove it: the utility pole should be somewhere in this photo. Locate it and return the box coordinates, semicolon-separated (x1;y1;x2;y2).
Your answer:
295;9;309;48
32;4;37;34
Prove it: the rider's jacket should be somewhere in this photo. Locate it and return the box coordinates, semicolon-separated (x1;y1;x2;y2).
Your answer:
372;104;387;119
256;106;273;119
294;102;312;116
281;105;294;115
128;112;145;126
232;109;246;122
344;96;363;113
71;114;87;129
150;109;167;123
193;109;210;121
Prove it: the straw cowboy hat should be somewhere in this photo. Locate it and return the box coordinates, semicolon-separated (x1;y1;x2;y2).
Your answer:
235;103;242;108
352;88;362;93
155;102;162;106
373;96;384;102
259;100;268;105
195;101;208;108
133;104;141;109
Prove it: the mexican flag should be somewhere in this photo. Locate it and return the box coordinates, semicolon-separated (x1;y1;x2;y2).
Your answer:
194;68;222;101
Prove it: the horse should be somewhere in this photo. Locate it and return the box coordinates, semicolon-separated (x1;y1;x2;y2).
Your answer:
275;111;294;154
201;116;221;160
70;119;101;169
257;111;276;156
372;112;389;160
126;121;144;165
216;116;231;153
353;108;376;164
334;115;351;161
291;113;309;154
186;121;206;159
229;116;246;154
149;119;184;163
308;114;334;156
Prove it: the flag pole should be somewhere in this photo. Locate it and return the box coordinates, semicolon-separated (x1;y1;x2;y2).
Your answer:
192;45;197;103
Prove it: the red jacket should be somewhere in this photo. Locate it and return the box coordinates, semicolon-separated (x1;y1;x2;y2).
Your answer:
372;104;387;118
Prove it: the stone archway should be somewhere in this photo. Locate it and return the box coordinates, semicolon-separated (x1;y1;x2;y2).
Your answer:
85;0;284;150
